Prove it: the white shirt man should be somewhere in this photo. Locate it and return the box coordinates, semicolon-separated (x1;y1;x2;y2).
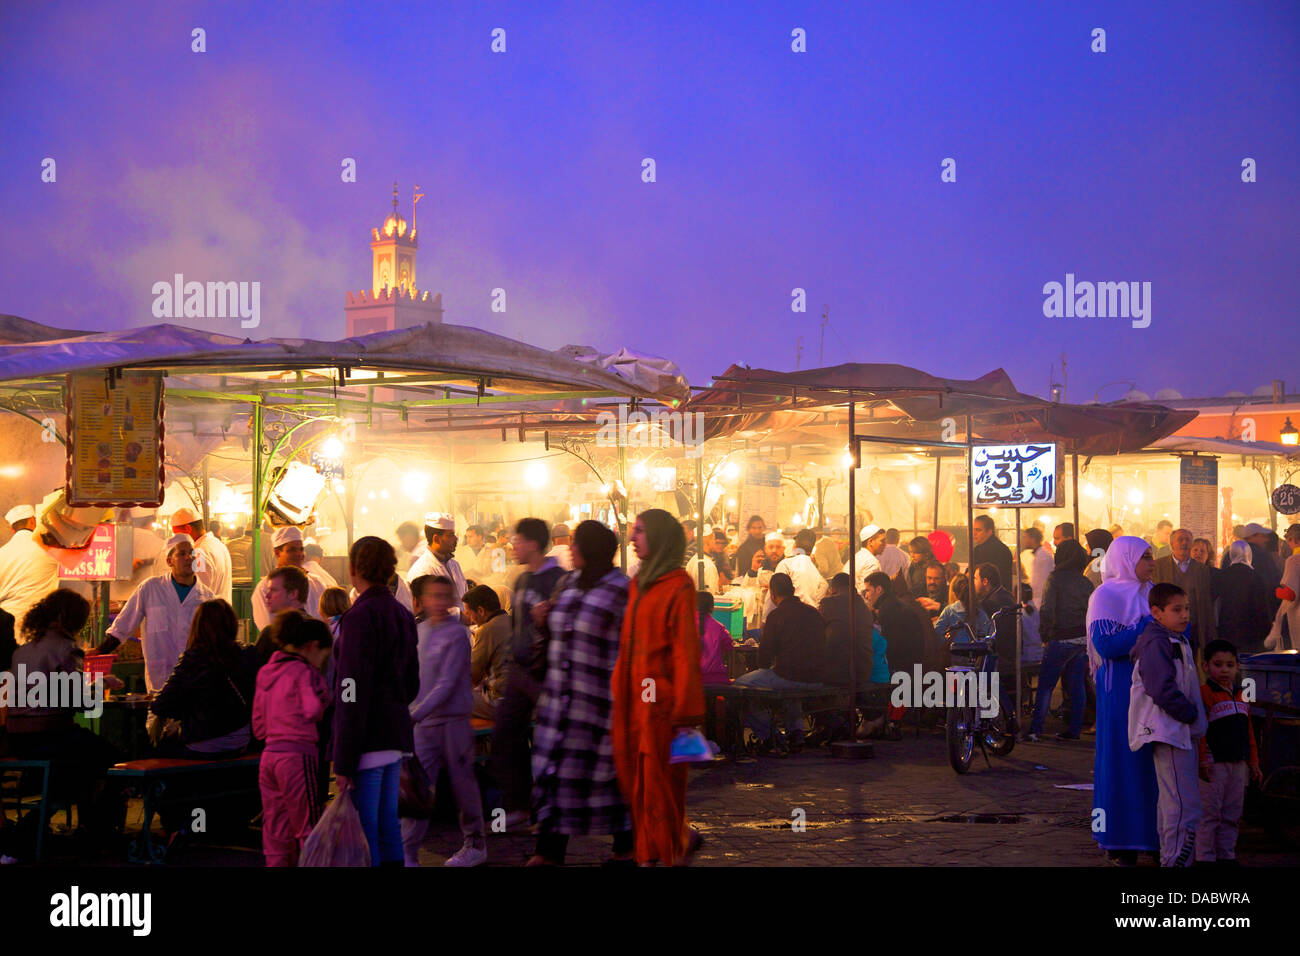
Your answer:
152;507;233;605
106;533;215;692
546;524;574;572
252;526;330;630
396;521;429;573
0;504;61;626
687;551;720;593
845;524;886;595
765;534;829;617
879;533;910;579
1020;529;1054;610
454;525;496;583
405;512;467;615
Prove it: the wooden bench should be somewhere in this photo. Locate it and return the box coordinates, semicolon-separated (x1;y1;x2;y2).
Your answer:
107;755;261;864
704;684;852;755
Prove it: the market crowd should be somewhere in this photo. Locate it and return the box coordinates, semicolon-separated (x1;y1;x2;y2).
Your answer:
0;498;1296;868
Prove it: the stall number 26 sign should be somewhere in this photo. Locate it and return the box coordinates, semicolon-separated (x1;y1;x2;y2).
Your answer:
972;443;1060;508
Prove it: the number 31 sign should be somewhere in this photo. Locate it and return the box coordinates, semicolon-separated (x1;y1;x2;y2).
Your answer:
972;443;1062;508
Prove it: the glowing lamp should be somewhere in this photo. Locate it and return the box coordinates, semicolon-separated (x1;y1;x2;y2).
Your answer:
1281;417;1298;446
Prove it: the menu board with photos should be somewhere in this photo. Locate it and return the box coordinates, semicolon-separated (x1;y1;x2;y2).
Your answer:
66;371;165;507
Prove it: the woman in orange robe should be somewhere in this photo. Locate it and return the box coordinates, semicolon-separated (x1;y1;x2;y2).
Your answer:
611;509;706;866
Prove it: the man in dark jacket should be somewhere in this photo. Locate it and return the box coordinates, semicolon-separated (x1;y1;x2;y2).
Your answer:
865;572;925;678
493;517;566;827
819;573;874;688
735;573;826;749
1027;539;1094;741
1154;529;1217;653
971;515;1015;595
974;563;1017;620
1214;544;1271;654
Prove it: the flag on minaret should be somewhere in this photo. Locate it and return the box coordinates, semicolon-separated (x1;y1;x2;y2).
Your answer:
413;185;424;235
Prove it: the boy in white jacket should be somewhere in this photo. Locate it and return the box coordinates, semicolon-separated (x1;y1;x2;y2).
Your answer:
1129;582;1208;867
400;574;486;867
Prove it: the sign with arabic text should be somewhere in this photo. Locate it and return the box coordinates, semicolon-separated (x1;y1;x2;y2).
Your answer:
972;443;1060;508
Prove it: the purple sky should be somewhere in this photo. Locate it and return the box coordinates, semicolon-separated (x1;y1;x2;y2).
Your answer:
1;1;1297;402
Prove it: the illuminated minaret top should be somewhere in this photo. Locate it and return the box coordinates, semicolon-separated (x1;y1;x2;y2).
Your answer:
345;182;443;338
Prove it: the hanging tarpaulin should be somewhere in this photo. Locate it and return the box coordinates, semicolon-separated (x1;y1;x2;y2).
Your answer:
1179;456;1218;544
66;371;165;507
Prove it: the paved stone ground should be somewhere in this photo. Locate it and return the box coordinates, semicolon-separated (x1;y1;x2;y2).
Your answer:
409;728;1300;868
16;727;1297;866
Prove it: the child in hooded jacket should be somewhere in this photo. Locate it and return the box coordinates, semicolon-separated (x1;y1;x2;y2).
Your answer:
1129;583;1208;868
252;611;333;866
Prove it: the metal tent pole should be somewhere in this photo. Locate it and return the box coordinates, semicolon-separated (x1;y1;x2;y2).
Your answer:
1015;507;1022;732
251;402;263;582
847;398;857;732
831;396;871;758
1072;452;1080;538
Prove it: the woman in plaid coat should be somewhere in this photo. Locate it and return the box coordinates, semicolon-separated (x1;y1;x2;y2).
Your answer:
528;520;634;866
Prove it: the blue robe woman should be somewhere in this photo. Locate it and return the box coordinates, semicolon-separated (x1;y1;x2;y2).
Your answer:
1086;536;1159;854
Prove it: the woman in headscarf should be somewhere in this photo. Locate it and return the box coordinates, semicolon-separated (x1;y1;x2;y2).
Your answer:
1086;535;1159;864
1215;540;1270;654
610;509;706;866
527;520;634;866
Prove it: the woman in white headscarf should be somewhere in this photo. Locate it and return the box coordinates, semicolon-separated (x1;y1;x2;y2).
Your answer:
1217;540;1271;654
1086;536;1159;864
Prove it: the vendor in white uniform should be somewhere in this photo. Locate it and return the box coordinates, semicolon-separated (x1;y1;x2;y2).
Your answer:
0;504;61;627
102;533;216;692
845;524;886;596
303;540;338;588
404;512;466;615
152;507;233;605
251;526;330;630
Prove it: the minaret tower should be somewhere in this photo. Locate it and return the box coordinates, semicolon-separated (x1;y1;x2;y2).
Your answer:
344;182;444;338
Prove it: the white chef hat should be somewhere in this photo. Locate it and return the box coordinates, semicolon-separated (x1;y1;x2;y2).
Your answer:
165;532;195;557
272;526;304;549
764;531;784;543
4;504;35;525
423;512;455;531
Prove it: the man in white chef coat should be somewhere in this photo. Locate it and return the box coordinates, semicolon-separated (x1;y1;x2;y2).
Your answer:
405;512;466;615
153;507;233;605
251;526;330;630
0;504;62;627
845;524;886;596
103;533;215;692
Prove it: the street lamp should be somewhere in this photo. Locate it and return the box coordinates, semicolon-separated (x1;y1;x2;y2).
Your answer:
1281;417;1298;446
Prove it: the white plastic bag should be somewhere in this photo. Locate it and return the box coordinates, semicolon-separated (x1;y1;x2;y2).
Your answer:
299;782;371;867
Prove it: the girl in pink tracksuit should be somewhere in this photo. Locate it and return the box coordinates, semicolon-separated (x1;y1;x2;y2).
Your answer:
252;612;334;866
